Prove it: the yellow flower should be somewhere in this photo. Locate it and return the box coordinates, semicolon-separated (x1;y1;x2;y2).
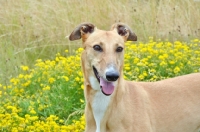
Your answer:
134;57;140;64
65;49;69;53
169;61;175;65
174;67;181;74
21;65;29;71
10;78;19;85
143;71;148;77
193;38;199;42
18;74;24;78
22;80;31;87
78;48;84;53
59;119;64;123
43;86;50;91
28;116;38;121
80;99;84;103
139;74;145;80
81;84;84;90
55;57;59;61
159;61;167;66
30;109;36;115
124;66;130;70
75;77;80;82
158;55;164;60
163;54;169;59
134;67;139;72
48;77;55;84
62;76;69;82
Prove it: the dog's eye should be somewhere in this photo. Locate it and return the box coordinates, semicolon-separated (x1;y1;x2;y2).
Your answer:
93;45;103;52
116;47;123;52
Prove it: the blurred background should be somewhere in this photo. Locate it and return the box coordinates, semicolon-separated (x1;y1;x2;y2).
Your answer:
0;0;200;84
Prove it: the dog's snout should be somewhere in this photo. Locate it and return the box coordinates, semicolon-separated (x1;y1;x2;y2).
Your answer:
106;71;119;81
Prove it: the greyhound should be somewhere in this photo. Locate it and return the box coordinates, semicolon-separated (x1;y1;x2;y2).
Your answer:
69;22;200;132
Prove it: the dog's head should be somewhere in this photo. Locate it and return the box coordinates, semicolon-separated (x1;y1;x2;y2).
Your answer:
69;22;137;96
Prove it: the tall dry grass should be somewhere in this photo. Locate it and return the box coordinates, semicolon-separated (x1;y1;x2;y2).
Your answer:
0;0;200;83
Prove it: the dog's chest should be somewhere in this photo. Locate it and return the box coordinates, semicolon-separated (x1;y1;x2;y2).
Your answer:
89;76;111;132
92;91;111;132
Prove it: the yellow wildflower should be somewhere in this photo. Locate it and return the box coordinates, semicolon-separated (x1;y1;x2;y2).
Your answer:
30;109;36;115
21;65;29;71
174;67;181;74
62;76;69;82
48;77;55;84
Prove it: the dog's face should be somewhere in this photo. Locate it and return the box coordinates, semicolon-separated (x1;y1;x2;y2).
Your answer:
69;23;137;96
83;30;125;96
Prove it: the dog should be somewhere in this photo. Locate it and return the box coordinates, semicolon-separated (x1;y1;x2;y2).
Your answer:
69;22;200;132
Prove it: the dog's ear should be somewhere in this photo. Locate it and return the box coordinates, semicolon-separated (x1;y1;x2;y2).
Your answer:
69;22;96;42
111;23;137;41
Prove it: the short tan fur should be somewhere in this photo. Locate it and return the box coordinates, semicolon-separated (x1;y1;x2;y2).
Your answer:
69;22;200;132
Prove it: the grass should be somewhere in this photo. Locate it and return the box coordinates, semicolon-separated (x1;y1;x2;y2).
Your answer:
0;0;200;83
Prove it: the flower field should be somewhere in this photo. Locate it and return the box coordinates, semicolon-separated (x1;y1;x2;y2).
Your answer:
0;38;200;132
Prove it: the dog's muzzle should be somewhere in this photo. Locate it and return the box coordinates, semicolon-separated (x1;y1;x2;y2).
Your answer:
92;66;119;96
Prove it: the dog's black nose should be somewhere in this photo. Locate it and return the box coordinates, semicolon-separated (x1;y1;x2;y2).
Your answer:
106;71;119;81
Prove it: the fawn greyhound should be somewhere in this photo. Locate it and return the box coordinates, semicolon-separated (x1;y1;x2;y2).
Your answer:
69;22;200;132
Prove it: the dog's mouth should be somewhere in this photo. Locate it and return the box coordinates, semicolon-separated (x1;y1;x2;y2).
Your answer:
93;66;115;96
93;66;100;83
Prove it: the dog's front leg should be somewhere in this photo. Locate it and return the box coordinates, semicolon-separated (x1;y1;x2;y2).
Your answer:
85;104;96;132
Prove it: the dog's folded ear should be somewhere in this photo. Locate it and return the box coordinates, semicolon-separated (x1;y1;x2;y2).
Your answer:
69;22;95;42
111;23;137;41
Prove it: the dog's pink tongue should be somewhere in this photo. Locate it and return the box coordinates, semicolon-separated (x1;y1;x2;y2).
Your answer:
100;77;114;95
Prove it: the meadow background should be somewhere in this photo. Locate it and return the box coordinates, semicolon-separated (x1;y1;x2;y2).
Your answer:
0;0;200;131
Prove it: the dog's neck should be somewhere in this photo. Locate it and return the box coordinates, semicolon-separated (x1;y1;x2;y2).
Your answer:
86;77;110;132
87;75;109;132
85;74;124;132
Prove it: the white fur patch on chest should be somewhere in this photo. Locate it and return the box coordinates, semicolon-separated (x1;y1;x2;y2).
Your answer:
89;76;111;132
